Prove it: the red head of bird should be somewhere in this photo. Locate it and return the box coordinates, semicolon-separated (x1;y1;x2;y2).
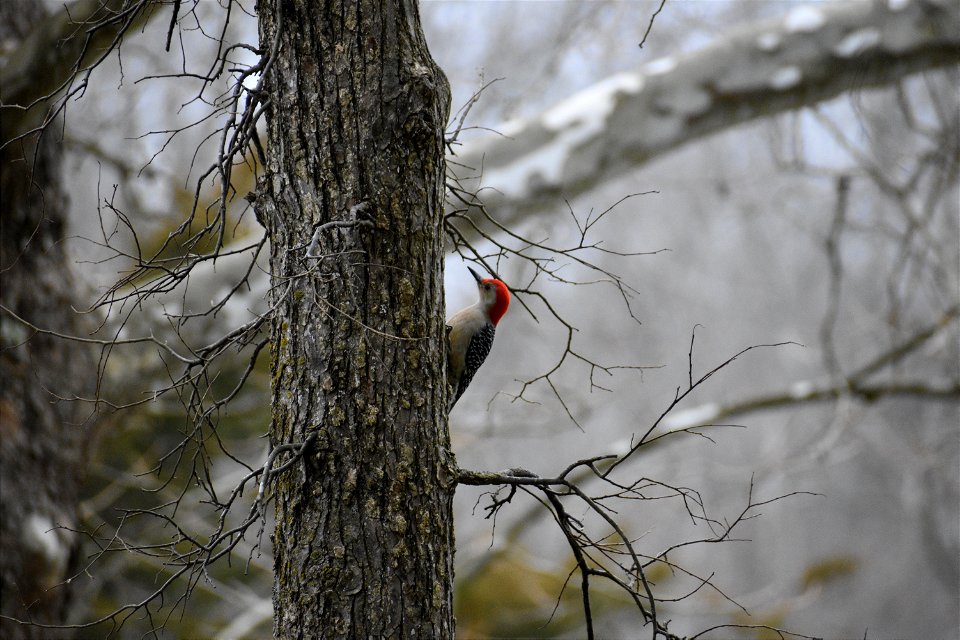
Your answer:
469;266;510;326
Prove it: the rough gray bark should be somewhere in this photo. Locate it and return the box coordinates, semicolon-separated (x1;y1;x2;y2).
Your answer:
0;1;96;636
256;0;454;636
454;0;960;230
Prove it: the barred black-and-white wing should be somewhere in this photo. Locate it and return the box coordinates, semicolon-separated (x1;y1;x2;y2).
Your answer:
448;317;496;409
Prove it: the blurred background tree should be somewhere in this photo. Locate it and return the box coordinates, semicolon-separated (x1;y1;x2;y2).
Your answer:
1;0;956;638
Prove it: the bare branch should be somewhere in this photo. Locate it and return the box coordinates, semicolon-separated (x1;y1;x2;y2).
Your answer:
638;0;668;49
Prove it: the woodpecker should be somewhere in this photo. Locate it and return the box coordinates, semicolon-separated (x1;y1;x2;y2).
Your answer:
446;267;511;410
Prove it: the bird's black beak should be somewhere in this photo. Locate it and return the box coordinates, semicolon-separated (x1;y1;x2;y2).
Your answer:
468;266;484;283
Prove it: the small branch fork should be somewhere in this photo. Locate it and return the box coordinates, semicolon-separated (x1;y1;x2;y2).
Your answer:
455;337;822;640
445;155;665;426
456;459;819;640
457;467;819;640
1;432;319;636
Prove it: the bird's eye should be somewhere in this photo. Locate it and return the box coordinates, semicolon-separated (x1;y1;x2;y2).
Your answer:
484;285;490;290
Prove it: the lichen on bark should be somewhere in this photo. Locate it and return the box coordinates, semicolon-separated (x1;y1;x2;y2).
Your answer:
258;0;454;636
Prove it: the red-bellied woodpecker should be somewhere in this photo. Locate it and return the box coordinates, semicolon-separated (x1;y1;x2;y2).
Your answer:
446;267;511;411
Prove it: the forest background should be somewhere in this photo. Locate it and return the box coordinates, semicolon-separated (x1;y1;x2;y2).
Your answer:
1;0;957;638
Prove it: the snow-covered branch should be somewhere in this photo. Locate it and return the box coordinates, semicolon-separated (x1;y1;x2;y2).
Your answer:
663;304;960;431
451;0;960;228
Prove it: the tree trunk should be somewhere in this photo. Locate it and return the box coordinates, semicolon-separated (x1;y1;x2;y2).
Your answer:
257;0;454;636
0;2;94;636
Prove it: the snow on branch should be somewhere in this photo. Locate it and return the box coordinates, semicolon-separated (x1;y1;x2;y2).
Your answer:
451;0;960;228
662;304;960;431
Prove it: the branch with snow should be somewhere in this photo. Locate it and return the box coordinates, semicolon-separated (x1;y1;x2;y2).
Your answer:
662;304;960;431
450;0;960;234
